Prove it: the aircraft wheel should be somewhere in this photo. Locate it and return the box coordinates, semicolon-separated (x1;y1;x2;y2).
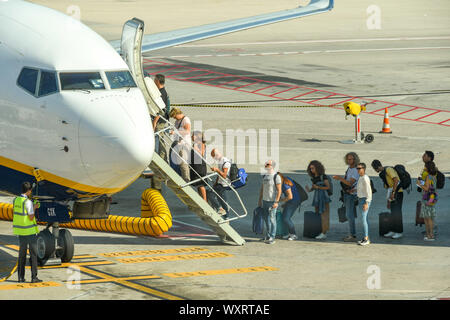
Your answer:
37;229;55;266
364;134;375;143
56;229;74;263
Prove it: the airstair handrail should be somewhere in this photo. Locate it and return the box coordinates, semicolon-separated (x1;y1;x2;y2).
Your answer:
154;115;248;223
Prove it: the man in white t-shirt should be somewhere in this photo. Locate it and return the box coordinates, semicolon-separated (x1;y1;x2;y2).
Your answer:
208;148;231;218
258;160;282;244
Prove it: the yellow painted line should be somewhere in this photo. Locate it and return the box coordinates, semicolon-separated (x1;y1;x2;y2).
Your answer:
76;266;183;300
163;266;279;278
115;280;184;300
118;252;233;264
69;275;161;284
72;255;97;259
100;247;209;257
38;261;114;269
4;245;19;251
0;281;61;290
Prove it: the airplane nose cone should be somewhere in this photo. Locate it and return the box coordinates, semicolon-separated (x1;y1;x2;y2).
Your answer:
78;93;154;188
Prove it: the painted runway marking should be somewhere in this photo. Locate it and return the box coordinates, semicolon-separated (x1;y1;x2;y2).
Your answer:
143;59;450;127
100;247;209;258
150;47;450;59
175;36;450;47
117;252;233;264
71;265;184;300
163;266;278;278
0;281;61;290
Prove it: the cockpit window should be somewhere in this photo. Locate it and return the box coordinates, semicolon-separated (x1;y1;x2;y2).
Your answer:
38;71;58;97
59;72;105;90
105;71;136;89
17;68;38;95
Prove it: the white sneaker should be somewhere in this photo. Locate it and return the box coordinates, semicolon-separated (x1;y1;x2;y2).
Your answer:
265;237;276;244
383;231;395;238
391;233;403;239
315;233;327;240
282;234;291;240
217;208;227;215
287;234;298;241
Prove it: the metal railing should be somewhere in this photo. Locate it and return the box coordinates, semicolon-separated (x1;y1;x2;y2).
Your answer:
153;115;248;223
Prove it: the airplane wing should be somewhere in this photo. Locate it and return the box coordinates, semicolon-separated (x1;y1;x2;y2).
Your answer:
110;0;334;53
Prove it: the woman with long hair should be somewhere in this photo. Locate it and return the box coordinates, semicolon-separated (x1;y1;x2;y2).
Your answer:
418;161;438;241
306;160;331;240
277;172;301;241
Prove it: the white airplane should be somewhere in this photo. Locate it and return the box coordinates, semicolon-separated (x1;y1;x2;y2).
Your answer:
0;0;333;262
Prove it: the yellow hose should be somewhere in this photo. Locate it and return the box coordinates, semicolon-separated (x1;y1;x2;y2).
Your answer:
0;188;172;237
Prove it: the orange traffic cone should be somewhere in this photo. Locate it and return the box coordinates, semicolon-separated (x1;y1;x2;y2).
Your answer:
380;108;392;134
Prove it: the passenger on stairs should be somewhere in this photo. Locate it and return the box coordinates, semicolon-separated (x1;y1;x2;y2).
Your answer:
169;107;191;182
208;148;232;218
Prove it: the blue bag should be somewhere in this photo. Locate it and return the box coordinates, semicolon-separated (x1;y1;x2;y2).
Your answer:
252;207;264;235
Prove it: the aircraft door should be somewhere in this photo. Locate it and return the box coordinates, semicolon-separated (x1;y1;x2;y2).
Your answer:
120;18;160;115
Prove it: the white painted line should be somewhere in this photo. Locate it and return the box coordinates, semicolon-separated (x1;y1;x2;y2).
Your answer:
151;47;450;59
175;36;450;48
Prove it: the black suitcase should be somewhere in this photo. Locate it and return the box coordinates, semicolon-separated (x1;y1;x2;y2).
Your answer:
303;211;322;238
379;212;392;236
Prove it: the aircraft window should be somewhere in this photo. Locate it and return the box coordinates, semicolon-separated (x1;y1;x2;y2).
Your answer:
105;71;137;89
59;72;105;90
38;71;58;96
17;68;38;95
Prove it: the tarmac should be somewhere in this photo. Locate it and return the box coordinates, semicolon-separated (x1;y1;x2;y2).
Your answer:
0;0;449;300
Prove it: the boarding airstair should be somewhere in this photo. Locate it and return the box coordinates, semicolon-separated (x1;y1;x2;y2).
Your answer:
120;18;247;245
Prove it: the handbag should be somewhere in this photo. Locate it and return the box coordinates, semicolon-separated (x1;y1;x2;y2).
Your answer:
337;205;347;223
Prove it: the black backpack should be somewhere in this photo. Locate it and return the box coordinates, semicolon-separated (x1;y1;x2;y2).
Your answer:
436;170;445;189
380;165;411;192
225;162;239;181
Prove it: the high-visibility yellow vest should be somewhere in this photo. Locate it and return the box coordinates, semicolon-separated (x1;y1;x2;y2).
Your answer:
13;196;39;236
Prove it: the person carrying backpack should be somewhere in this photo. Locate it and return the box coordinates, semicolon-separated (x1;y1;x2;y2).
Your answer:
209;148;231;218
277;172;302;241
417;161;439;241
306;160;331;240
371;159;404;239
258;160;282;244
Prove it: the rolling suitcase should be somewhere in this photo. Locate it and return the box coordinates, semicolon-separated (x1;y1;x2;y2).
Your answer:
303;211;322;238
379;212;392;236
276;209;289;238
415;201;424;226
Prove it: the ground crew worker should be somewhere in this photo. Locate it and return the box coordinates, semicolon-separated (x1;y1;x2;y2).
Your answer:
13;182;42;283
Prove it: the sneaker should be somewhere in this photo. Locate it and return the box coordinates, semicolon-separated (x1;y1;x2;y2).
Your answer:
391;233;403;239
265;237;276;244
315;233;327;240
31;278;43;283
217;208;227;216
282;234;291;240
424;236;435;242
383;231;395;238
343;235;357;242
358;238;371;246
287;234;298;241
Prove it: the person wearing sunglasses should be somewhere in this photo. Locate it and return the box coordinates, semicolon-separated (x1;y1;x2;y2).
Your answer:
354;163;372;246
